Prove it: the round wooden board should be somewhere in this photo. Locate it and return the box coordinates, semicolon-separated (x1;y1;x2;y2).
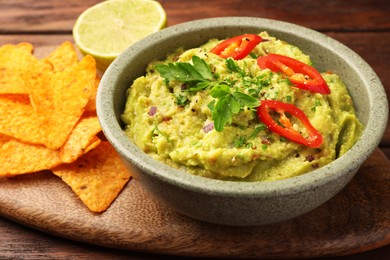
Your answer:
0;148;389;259
1;45;389;258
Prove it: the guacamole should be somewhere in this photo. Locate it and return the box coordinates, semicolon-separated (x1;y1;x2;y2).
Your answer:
122;32;363;181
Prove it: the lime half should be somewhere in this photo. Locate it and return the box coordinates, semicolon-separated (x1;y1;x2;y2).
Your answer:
73;0;167;70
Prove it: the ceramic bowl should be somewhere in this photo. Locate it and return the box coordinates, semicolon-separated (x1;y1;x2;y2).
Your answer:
97;17;388;226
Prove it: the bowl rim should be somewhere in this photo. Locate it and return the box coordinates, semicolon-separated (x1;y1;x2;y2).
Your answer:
97;17;388;197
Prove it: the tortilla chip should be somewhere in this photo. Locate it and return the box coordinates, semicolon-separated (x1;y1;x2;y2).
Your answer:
0;94;30;104
14;42;34;53
28;55;96;149
46;55;96;149
0;134;62;177
42;41;78;72
0;95;45;145
52;142;132;212
0;43;53;144
60;115;102;163
85;75;100;112
0;68;27;95
83;136;102;154
0;43;34;66
0;42;50;95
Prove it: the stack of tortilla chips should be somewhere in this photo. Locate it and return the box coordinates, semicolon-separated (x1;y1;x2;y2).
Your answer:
0;42;131;212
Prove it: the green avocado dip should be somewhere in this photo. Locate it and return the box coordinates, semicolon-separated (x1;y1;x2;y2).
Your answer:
121;32;363;181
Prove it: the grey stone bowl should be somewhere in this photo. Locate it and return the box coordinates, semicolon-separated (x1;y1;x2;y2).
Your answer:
97;17;388;226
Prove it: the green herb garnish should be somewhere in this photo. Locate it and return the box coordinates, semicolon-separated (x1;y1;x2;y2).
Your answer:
311;99;322;112
234;135;248;148
209;83;259;131
156;55;260;132
175;94;189;106
152;124;171;144
155;56;213;92
226;58;244;76
233;124;267;148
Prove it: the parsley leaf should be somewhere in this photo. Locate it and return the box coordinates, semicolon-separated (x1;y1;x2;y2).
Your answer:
212;95;237;131
192;56;213;80
209;83;259;132
155;55;213;86
186;81;211;92
210;83;230;98
226;58;243;74
175;62;205;82
231;91;259;108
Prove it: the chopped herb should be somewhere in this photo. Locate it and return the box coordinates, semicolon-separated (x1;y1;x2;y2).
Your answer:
248;124;267;139
279;78;293;86
226;58;242;74
233;124;267;148
311;99;322;112
249;52;258;59
175;94;189;106
256;72;272;86
234;135;247;148
273;90;280;99
152;125;171;143
243;76;254;87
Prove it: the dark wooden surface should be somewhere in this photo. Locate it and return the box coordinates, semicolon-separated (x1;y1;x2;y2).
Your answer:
0;0;389;259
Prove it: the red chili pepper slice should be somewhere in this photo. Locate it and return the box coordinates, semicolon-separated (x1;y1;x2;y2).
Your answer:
257;100;323;148
257;54;331;94
210;34;262;60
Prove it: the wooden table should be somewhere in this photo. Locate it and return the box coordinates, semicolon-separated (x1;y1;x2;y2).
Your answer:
0;0;389;259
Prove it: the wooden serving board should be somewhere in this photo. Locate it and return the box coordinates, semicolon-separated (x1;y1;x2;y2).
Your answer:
1;45;389;258
0;148;389;259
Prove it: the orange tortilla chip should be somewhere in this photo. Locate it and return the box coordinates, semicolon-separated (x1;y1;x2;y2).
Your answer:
83;136;102;154
52;142;132;213
0;42;50;95
14;42;34;53
0;134;62;177
28;55;96;149
0;68;27;95
42;41;78;72
0;43;34;66
85;75;100;112
60;115;102;163
0;94;30;104
0;95;45;145
44;55;96;149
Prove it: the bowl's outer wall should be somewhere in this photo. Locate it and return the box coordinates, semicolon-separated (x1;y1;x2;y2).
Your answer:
98;17;388;226
123;158;359;226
